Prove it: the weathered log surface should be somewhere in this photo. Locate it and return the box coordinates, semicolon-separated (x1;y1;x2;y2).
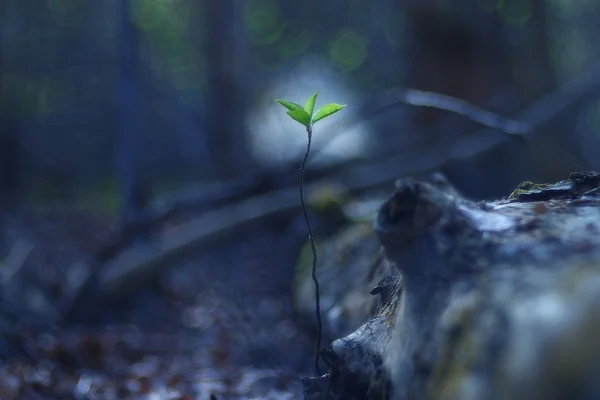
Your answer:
303;171;600;400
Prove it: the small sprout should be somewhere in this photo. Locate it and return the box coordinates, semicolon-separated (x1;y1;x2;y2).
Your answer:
287;108;311;127
274;99;305;112
276;92;346;128
304;92;318;118
275;91;346;375
311;103;346;125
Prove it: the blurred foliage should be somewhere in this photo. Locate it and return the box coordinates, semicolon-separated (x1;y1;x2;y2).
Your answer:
5;0;576;109
76;180;121;214
245;0;314;70
329;29;368;71
46;0;87;27
1;73;61;116
244;0;285;46
496;0;534;25
131;0;205;91
4;0;589;112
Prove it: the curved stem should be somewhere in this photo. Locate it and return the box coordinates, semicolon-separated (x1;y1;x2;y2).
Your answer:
300;127;322;375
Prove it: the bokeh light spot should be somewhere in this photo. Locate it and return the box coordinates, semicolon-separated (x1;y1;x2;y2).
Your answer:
329;29;368;71
496;0;534;26
46;0;86;27
244;0;285;46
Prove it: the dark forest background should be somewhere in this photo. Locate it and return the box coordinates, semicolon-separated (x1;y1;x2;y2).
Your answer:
1;0;600;398
2;0;600;215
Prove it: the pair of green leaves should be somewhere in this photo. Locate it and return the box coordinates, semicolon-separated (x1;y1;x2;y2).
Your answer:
275;92;346;129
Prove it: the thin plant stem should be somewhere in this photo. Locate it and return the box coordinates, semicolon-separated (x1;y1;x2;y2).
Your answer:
300;126;322;375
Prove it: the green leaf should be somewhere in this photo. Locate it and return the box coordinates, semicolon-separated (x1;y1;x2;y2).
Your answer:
304;92;318;117
311;103;346;124
287;109;311;127
275;99;305;112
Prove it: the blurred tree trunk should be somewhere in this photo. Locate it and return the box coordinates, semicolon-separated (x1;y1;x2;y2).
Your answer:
0;118;20;215
0;0;21;214
116;0;148;229
402;0;582;198
203;0;251;179
522;0;587;179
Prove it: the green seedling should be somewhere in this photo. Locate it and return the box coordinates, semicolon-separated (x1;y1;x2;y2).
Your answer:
275;92;346;375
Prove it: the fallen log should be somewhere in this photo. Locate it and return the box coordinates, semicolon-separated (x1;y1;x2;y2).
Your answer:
303;171;600;400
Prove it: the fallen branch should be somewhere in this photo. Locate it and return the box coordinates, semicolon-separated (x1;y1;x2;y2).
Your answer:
153;57;600;218
365;87;531;134
65;58;600;323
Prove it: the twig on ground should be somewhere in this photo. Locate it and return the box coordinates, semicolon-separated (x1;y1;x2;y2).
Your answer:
0;239;34;286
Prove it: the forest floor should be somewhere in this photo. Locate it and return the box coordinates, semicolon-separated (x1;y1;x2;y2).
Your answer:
0;204;315;399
